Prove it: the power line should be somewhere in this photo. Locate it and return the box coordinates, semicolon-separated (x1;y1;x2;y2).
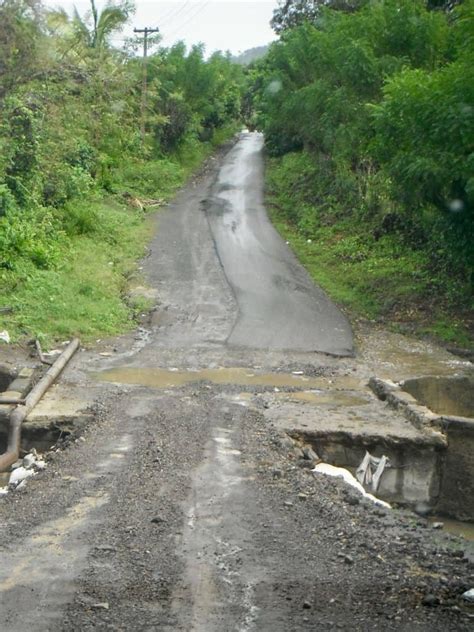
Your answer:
154;1;194;29
153;1;192;27
164;1;211;40
109;2;195;39
110;2;212;48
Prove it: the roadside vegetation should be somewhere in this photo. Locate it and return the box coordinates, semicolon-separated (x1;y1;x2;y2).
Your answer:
2;0;473;349
0;0;243;345
248;0;473;346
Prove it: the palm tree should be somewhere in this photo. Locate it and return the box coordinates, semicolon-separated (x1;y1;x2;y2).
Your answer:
72;0;134;51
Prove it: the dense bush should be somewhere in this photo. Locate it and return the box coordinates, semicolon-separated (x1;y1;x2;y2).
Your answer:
249;0;474;299
0;0;244;274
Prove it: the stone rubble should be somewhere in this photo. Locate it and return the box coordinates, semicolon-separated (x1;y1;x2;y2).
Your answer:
3;448;48;494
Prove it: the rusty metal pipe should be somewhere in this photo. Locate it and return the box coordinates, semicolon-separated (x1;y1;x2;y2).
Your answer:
0;338;80;471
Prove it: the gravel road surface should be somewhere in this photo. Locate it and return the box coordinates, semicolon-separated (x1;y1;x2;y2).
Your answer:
0;134;472;631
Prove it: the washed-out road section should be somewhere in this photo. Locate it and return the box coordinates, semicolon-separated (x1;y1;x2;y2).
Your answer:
0;133;471;632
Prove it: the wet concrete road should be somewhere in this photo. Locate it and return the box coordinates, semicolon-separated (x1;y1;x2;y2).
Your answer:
208;133;353;355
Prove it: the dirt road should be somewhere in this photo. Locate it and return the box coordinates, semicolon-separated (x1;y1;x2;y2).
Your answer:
0;134;472;631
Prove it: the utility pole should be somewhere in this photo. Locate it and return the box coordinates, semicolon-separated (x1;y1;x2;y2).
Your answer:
134;27;159;141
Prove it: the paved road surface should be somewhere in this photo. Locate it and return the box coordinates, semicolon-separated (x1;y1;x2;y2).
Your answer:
208;133;353;355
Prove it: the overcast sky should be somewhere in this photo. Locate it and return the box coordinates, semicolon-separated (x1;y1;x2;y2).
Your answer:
45;1;279;55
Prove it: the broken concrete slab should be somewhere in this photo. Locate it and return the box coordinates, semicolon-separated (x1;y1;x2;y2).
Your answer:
0;384;95;454
264;389;445;509
369;375;474;521
22;385;95;451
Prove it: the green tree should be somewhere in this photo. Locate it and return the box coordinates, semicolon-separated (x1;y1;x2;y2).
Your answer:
271;0;367;33
251;0;473;293
58;0;135;52
0;0;44;97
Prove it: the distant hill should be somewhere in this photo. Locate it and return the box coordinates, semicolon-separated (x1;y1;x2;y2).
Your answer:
232;45;269;66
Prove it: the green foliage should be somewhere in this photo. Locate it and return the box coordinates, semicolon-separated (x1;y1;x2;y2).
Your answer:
270;0;367;34
267;153;473;345
148;43;244;152
0;0;244;343
371;57;474;273
0;184;17;217
0;206;62;270
61;199;101;237
248;0;473;339
0;0;45;98
0;199;152;345
116;159;185;198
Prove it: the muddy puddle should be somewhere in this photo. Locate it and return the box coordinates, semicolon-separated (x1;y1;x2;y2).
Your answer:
94;367;361;390
273;390;368;406
401;375;474;418
227;390;369;407
428;517;474;543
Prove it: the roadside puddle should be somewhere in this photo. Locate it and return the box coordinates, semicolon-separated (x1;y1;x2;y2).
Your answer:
428;517;474;543
93;367;362;390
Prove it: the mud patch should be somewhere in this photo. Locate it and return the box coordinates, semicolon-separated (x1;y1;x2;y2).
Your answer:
273;390;369;406
229;390;369;407
361;330;473;381
94;367;361;390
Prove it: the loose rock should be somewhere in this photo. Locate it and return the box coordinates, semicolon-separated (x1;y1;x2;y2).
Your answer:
422;594;440;607
302;446;319;461
462;588;474;603
23;453;36;469
9;466;35;487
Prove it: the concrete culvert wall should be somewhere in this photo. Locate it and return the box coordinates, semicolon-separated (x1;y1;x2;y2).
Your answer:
370;375;474;521
392;375;474;520
291;430;445;510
